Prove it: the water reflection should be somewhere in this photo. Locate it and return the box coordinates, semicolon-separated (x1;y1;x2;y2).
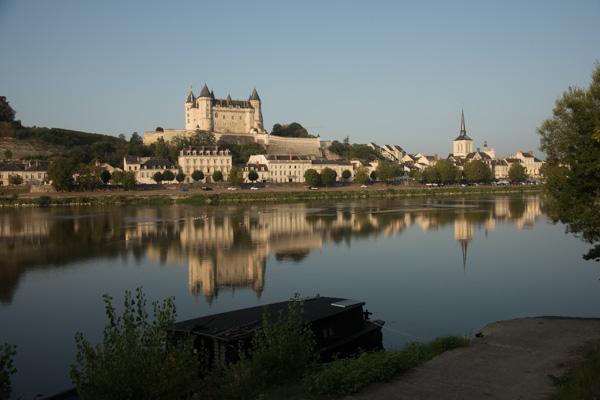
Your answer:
0;196;546;305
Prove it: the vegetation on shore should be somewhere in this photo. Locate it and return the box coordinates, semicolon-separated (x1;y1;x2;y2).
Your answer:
548;341;600;400
0;185;542;208
65;289;470;400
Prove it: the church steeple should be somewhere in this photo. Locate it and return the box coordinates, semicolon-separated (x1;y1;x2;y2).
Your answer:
460;106;466;137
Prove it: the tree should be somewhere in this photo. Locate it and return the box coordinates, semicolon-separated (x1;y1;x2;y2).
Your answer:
248;170;259;183
434;159;458;184
176;172;186;183
152;171;163;184
162;170;175;182
155;127;164;132
212;170;223;182
0;97;16;123
76;164;103;190
508;162;526;182
342;169;352;181
354;166;370;184
270;122;313;138
228;166;244;187
154;137;170;160
304;169;321;186
538;62;600;261
370;170;377;181
47;156;76;191
70;288;201;400
463;160;493;183
100;170;111;185
121;171;137;190
7;174;23;186
191;170;204;182
375;161;400;185
321;167;337;186
3;149;12;160
422;166;439;184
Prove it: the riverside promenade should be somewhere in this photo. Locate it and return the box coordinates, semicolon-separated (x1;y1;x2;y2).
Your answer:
344;317;600;400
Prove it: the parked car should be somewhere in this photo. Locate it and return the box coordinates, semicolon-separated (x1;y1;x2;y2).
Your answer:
360;184;368;188
201;186;213;191
250;186;260;190
228;187;238;191
308;186;319;190
181;188;189;192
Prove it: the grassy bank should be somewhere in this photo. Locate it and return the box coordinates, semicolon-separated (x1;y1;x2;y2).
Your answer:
0;185;542;207
177;185;542;205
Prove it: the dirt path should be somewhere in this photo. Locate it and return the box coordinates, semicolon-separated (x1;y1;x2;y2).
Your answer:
344;317;600;400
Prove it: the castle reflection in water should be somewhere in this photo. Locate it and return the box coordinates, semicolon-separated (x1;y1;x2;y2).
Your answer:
0;196;544;304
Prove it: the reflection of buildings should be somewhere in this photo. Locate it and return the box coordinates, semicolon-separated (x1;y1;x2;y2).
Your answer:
0;197;545;304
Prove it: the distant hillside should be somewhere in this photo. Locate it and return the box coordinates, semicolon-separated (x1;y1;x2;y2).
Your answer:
0;123;121;160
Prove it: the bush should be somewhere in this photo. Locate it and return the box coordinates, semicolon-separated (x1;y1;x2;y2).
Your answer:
0;344;17;400
70;288;202;400
204;294;316;399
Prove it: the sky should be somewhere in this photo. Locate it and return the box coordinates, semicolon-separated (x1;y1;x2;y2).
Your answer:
1;0;599;159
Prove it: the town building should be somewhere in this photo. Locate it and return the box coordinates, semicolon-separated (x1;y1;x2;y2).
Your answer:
178;146;232;183
248;154;353;183
0;160;49;186
124;156;179;185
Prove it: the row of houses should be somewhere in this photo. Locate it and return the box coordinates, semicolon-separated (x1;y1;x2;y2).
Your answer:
0;144;544;187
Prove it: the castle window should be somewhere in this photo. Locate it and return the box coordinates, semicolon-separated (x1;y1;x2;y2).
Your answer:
239;116;242;120
215;113;218;118
231;116;234;120
223;115;225;119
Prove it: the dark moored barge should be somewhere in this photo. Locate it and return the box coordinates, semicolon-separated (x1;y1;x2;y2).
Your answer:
169;295;384;367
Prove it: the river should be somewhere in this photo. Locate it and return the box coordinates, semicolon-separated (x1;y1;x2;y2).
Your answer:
1;195;599;397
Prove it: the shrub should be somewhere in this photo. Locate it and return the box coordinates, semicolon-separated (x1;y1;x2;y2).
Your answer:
205;294;316;399
0;343;17;400
70;288;202;400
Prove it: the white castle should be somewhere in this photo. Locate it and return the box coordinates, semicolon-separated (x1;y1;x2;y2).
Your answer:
185;84;266;134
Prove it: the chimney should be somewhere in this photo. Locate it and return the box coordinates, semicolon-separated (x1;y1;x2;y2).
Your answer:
289;153;292;161
275;155;278;160
434;154;438;160
215;145;218;152
189;145;191;151
528;150;533;156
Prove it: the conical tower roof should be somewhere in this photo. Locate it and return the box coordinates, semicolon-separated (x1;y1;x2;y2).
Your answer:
199;83;211;98
249;88;260;101
186;84;195;103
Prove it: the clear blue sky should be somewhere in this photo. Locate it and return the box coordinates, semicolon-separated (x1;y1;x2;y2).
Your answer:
1;0;599;159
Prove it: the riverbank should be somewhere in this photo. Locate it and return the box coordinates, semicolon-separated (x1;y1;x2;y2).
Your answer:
346;317;600;400
0;182;543;206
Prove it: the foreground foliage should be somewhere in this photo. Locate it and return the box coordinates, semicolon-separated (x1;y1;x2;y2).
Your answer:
0;344;17;400
548;340;600;400
538;62;600;261
70;288;201;400
197;294;316;400
303;336;471;396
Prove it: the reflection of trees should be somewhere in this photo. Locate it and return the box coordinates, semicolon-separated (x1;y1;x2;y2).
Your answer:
275;249;311;262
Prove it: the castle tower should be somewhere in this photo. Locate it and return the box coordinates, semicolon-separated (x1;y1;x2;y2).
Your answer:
196;83;213;131
453;107;473;158
249;88;264;132
185;84;197;130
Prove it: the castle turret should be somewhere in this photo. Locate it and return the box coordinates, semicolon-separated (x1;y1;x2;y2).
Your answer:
185;84;197;130
196;83;213;131
249;88;264;133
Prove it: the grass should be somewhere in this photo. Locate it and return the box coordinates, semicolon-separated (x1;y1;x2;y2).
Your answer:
547;340;600;400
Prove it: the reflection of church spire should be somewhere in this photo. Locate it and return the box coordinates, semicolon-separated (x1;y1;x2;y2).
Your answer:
460;240;468;274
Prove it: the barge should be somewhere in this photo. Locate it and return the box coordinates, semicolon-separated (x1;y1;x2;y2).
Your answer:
169;295;384;366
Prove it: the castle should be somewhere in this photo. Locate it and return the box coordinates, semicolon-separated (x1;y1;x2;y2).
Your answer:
185;84;266;134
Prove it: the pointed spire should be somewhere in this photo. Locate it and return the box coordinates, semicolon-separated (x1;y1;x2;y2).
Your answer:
249;87;260;101
199;83;211;98
460;106;466;137
186;82;195;103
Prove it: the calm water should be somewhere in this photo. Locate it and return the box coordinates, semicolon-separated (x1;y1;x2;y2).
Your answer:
1;196;599;397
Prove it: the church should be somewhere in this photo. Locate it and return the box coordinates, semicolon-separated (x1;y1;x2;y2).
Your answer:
185;84;267;134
